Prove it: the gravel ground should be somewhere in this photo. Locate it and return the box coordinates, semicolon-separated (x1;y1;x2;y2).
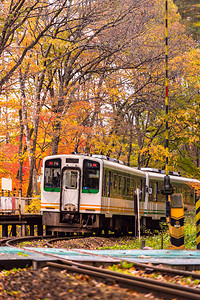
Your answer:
17;236;136;249
0;267;159;299
52;236;135;249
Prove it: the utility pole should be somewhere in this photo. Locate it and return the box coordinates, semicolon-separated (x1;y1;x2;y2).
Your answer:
163;0;173;216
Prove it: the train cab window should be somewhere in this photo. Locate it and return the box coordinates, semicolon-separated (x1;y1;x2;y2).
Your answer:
82;159;100;194
44;158;61;192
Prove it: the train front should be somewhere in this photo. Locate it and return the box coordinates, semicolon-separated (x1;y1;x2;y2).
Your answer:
41;155;103;234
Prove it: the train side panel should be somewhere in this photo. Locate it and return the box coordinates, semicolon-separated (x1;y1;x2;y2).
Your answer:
41;154;200;234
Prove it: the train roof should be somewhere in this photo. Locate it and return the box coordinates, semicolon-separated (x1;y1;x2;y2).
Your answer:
43;154;200;184
142;168;200;184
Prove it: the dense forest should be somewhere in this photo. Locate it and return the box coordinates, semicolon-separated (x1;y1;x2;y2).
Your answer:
0;0;199;197
174;0;200;40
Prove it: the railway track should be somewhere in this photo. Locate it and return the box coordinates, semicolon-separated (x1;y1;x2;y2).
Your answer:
0;234;85;247
0;235;53;246
2;235;200;279
47;259;200;300
1;235;200;299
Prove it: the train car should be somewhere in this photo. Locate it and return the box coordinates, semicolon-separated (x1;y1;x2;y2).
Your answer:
41;154;199;234
140;168;198;229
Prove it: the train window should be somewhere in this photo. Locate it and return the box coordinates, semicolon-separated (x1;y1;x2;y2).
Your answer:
82;159;100;194
130;179;134;197
108;171;111;197
184;185;193;204
119;176;122;195
140;179;144;202
103;171;107;197
149;182;157;202
155;182;158;202
190;192;195;204
44;158;61;192
149;183;153;202
176;185;182;194
173;185;177;194
158;182;164;202
127;178;130;197
113;174;118;195
122;177;127;196
64;170;78;189
183;186;188;203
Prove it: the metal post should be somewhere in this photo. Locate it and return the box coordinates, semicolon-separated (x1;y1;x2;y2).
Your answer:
2;225;8;237
21;224;26;237
37;224;43;236
11;225;17;237
196;196;200;249
165;0;170;189
135;188;141;240
18;189;22;220
163;0;183;248
30;225;35;236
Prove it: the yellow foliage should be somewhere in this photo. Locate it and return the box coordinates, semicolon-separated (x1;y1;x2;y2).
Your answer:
26;196;41;214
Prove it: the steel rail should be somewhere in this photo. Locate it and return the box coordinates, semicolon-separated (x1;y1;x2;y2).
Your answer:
0;237;15;246
130;261;200;279
53;246;200;280
4;235;56;247
46;235;86;247
4;235;87;247
47;260;200;300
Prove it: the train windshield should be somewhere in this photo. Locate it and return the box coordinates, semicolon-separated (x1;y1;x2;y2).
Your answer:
82;159;100;194
44;158;61;192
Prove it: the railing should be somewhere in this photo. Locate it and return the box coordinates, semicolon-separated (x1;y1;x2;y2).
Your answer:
0;195;41;214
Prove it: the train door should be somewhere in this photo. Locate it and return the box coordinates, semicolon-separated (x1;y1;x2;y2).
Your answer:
107;171;111;214
61;167;81;213
103;170;111;215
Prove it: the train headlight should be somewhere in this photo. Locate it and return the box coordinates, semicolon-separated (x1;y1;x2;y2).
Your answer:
64;203;77;212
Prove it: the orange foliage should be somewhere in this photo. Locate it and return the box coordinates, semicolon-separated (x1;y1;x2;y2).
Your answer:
0;140;30;195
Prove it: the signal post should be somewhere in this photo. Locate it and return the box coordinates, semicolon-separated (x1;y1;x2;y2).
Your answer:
196;196;200;249
163;0;184;249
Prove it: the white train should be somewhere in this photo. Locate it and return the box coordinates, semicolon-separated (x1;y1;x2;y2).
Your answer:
41;154;199;234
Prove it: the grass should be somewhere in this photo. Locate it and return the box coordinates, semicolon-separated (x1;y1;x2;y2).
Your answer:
99;214;197;250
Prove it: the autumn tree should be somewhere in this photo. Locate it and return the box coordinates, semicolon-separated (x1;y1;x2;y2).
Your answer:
167;48;200;177
13;0;155;196
1;0;199;198
94;0;197;170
